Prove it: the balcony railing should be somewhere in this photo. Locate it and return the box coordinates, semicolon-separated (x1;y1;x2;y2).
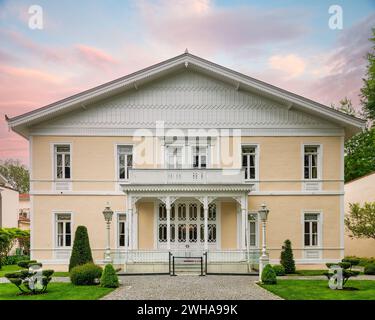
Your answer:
128;168;245;184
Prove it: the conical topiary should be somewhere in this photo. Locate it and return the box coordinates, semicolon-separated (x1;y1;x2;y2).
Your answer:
261;264;277;284
280;239;296;274
69;226;93;271
100;264;119;288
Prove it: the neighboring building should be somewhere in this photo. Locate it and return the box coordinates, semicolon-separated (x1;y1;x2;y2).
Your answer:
18;193;30;230
345;172;375;258
7;52;365;272
0;174;19;228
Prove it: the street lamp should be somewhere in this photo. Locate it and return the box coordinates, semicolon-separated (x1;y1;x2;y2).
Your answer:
102;203;114;263
258;203;270;281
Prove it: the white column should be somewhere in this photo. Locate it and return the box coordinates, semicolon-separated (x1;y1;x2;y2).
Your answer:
204;196;208;251
166;196;171;250
133;204;138;249
241;196;247;250
128;208;133;249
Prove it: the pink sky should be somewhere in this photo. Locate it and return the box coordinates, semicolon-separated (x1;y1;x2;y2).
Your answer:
0;1;374;166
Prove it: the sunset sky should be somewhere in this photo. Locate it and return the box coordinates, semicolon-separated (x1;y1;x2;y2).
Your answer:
0;0;374;165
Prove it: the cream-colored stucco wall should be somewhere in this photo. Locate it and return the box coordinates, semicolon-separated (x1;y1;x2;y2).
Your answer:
30;134;343;267
138;202;154;249
344;172;375;258
221;202;237;249
0;187;19;228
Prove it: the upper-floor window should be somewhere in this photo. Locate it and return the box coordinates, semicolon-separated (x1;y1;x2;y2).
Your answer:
193;146;207;168
242;145;257;180
118;145;133;180
56;213;71;247
304;213;319;247
55;145;71;180
304;146;319;180
167;146;182;169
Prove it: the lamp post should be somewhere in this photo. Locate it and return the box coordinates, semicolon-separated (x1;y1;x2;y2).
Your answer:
103;203;114;263
258;203;269;281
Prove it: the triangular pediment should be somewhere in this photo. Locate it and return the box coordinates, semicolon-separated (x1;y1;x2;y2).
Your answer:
31;70;338;132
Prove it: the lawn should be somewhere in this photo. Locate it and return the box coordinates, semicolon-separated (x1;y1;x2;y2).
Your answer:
0;283;115;300
260;280;375;300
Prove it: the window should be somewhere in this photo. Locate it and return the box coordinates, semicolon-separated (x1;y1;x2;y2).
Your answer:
193;146;207;168
248;214;257;247
118;214;126;247
304;146;319;179
56;213;71;247
55;145;71;179
118;145;133;180
242;146;256;180
167;146;182;169
304;213;319;246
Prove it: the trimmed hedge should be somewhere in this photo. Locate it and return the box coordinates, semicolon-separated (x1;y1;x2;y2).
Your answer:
280;239;296;274
272;265;285;276
364;263;375;275
100;264;119;288
70;263;102;285
69;226;93;271
17;260;37;268
3;255;30;266
261;264;277;284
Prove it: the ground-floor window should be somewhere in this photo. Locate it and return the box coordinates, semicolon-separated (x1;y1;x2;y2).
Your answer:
158;202;217;246
118;214;126;247
304;213;319;246
56;213;72;247
248;214;257;247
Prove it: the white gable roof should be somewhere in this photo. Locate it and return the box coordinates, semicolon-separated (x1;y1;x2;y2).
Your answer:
7;52;365;138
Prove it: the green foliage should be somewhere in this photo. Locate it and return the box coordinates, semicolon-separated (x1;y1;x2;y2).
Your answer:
280;239;296;274
0;159;29;193
69;226;93;271
364;263;375;275
331;97;359;117
345;202;375;240
342;257;360;266
17;260;37;268
4;261;54;294
272;265;286;276
344;129;375;182
345;256;375;266
261;264;277;284
100;264;119;288
70;263;102;286
361;28;375;121
3;255;30;266
324;258;360;286
0;228;30;269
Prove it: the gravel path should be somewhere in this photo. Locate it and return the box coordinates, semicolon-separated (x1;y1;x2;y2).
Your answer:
101;275;281;300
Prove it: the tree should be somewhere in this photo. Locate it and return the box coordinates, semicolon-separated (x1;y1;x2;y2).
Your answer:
345;202;375;239
331;97;358;117
69;226;93;271
344;128;375;182
0;159;30;193
361;28;375;122
280;239;296;274
0;228;29;269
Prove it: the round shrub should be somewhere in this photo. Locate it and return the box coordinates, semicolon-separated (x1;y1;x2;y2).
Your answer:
364;263;375;275
261;264;277;285
100;264;119;288
70;263;102;285
272;265;285;276
17;260;37;268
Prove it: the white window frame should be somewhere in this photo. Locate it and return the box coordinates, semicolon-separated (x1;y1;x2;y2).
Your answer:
248;212;259;248
53;143;72;180
241;144;259;181
116;144;133;181
116;212;127;248
302;144;322;180
301;211;323;248
192;146;208;169
53;212;73;248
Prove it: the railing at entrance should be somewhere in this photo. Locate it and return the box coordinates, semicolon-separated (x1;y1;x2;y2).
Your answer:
170;254;205;276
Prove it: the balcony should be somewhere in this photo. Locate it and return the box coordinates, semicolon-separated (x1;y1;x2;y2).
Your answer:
128;168;245;185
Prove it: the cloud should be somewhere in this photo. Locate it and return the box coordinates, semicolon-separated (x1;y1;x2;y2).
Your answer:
75;44;118;69
268;54;306;78
135;0;309;55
